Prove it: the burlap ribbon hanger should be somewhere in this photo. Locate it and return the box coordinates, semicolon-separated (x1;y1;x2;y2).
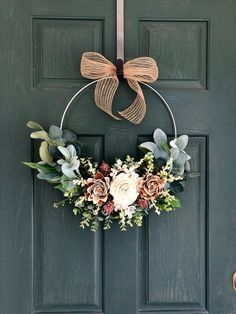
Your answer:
80;52;158;124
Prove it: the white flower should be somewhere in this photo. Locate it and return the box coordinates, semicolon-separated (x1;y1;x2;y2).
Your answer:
116;159;123;167
110;173;139;208
124;206;136;219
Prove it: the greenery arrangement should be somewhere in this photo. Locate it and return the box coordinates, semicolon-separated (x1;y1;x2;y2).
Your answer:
24;121;194;231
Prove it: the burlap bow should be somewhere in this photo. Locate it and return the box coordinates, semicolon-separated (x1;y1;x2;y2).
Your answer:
80;52;158;124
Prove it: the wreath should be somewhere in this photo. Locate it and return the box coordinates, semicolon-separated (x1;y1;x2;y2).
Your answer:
24;121;194;231
24;52;197;231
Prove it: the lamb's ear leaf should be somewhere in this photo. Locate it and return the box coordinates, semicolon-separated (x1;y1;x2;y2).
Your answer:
153;128;167;147
176;135;188;150
170;147;179;160
185;160;191;171
174;151;188;167
58;146;70;160
27;121;44;130
30;131;50;141
140;142;156;153
39;141;53;163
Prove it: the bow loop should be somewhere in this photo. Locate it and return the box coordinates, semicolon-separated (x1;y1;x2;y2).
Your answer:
80;52;158;124
81;52;116;79
123;57;158;83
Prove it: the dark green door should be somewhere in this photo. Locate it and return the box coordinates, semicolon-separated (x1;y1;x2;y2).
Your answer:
1;1;236;313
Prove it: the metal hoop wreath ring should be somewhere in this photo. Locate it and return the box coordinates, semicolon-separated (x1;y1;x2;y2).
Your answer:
59;77;178;140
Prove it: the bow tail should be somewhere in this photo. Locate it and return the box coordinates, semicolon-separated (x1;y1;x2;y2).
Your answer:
94;76;121;120
118;79;146;124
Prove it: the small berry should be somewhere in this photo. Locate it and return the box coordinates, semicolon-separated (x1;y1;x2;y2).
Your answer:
103;201;114;215
138;198;149;209
99;161;111;176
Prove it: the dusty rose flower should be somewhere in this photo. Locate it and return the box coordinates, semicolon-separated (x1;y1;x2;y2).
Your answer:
103;201;114;215
137;198;149;209
140;174;164;201
110;173;140;208
85;172;110;206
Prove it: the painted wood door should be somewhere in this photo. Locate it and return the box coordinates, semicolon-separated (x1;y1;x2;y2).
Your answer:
0;1;236;314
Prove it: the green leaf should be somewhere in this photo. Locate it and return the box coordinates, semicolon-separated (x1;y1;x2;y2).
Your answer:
55;184;67;193
170;181;184;194
39;141;53;163
73;208;78;216
37;172;61;182
138;145;151;156
154;158;167;170
63;129;77;143
24;162;58;173
170;197;181;208
48;138;65;147
30;131;50;140
185;171;200;178
23;162;39;169
161;142;170;154
27;121;44;130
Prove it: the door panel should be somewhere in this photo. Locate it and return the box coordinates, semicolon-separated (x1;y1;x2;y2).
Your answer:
1;1;236;314
139;137;207;312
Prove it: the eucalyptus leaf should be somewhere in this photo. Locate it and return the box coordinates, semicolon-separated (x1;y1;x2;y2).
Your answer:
74;142;82;157
48;138;65;147
39;141;53;163
49;125;63;139
27;121;44;130
154;158;167;170
170;181;184;194
48;145;59;158
30;131;50;141
63;129;77;143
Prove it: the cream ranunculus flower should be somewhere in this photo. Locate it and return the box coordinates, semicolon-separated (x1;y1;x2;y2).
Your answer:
110;173;139;208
